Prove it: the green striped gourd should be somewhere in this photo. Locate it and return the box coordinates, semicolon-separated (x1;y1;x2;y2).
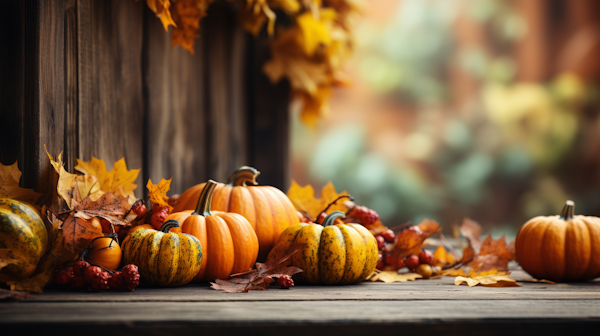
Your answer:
0;198;48;283
121;219;202;287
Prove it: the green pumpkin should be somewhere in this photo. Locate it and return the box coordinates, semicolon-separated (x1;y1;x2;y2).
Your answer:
0;198;48;283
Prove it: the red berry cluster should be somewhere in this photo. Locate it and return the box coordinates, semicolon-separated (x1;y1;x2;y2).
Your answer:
277;275;294;289
348;205;380;226
150;204;170;230
374;229;397;270
53;262;140;291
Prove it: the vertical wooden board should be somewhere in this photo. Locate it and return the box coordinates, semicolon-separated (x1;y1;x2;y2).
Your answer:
203;3;233;182
246;37;291;191
77;0;144;197
228;23;249;172
143;5;206;195
64;0;78;173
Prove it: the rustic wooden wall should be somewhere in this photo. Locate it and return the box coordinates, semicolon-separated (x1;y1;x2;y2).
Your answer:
0;0;290;208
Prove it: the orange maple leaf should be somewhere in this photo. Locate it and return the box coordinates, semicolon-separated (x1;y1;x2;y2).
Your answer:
170;0;211;54
392;219;440;260
286;180;350;221
0;160;42;206
432;245;456;267
147;178;172;211
466;234;515;272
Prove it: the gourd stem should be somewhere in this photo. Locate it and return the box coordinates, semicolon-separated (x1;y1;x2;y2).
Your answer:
560;200;575;221
193;180;218;216
320;195;354;215
160;219;180;233
225;166;260;187
322;211;345;227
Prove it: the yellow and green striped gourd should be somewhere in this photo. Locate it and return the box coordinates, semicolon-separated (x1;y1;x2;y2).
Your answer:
121;219;202;287
0;198;48;283
267;211;378;284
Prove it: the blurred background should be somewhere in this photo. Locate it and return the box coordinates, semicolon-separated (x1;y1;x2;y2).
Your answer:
290;0;600;239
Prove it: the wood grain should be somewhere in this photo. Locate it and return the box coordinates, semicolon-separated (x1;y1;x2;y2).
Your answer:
77;0;144;198
142;4;206;195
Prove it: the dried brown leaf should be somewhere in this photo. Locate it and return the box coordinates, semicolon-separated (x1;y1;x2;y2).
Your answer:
455;270;519;287
211;243;305;293
392;219;440;260
368;270;422;283
467;235;515;272
460;217;482;253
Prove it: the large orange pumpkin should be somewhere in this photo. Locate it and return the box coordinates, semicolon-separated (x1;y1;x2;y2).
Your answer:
172;166;299;259
515;200;600;282
167;180;259;282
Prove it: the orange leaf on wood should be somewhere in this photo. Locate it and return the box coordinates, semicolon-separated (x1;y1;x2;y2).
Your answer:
392;219;440;260
460;218;482;253
432;245;456;267
466;235;515;272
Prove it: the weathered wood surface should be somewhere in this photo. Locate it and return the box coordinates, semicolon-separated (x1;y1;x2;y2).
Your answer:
2;269;600;335
0;0;291;204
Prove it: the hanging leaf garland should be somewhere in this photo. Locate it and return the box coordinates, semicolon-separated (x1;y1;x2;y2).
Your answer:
143;0;362;126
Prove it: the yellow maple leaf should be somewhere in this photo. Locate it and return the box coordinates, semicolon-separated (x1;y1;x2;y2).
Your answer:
145;0;177;31
286;180;350;221
295;86;331;127
75;157;140;204
368;270;422;283
455;269;520;287
0;161;42;206
432;245;456;267
296;11;332;56
147;178;173;211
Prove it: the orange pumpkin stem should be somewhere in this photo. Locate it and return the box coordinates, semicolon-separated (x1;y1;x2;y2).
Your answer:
194;180;218;216
160;219;181;232
322;211;345;227
560;200;575;221
225;166;260;187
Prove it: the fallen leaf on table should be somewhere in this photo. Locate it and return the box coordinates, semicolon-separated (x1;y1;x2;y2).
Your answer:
440;268;467;277
392;219;440;260
147;178;172;211
461;246;475;263
0;160;42;207
466;234;515;272
211;243;305;293
286;180;350;221
455;269;519;287
460;218;482;253
0;288;31;301
368;270;422;283
432;245;456;267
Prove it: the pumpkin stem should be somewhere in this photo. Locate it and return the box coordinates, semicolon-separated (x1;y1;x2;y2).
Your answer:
160;219;180;233
225;166;260;187
560;200;575;221
193;180;218;216
322;211;345;227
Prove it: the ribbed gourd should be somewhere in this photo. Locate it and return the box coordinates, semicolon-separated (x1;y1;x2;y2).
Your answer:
121;220;202;287
267;211;378;284
0;198;48;283
171;166;299;259
516;200;600;282
165;180;259;282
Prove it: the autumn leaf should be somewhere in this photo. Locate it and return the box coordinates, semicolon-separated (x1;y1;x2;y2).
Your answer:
170;0;210;54
432;245;456;267
460;218;483;253
7;210;77;293
0;160;42;206
240;0;277;36
211;243;305;293
455;269;519;287
147;178;172;211
392;219;440;260
75;157;140;204
368;270;422;283
466;234;515;272
286;180;351;220
0;288;31;301
145;0;177;31
440;268;467;277
296;11;331;56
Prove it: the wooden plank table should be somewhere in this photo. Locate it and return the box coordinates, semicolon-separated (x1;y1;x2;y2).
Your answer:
2;267;600;336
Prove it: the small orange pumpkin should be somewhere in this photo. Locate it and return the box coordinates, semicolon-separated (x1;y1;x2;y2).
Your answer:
127;224;154;236
83;235;122;271
169;180;259;282
172;166;299;259
516;200;600;282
